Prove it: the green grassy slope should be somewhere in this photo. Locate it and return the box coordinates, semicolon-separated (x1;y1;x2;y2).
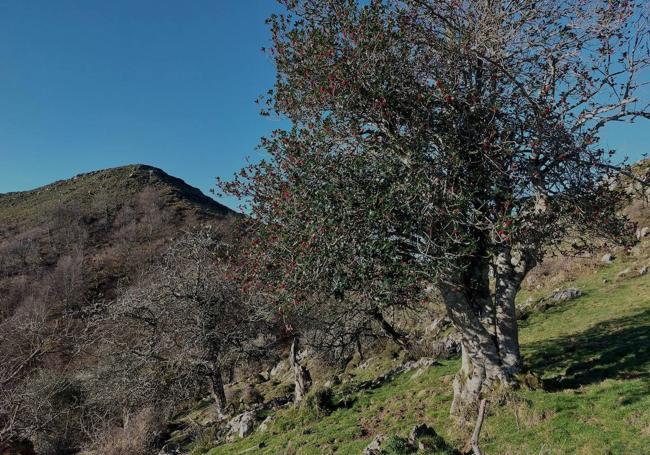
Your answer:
0;164;233;227
205;249;650;454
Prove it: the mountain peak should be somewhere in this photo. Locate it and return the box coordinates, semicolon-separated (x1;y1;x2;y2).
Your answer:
0;164;235;226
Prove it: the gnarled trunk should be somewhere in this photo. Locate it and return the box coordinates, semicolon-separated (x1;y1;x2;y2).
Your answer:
290;337;312;405
441;247;531;419
443;282;507;417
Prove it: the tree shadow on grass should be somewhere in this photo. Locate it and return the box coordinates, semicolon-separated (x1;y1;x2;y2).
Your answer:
525;308;650;392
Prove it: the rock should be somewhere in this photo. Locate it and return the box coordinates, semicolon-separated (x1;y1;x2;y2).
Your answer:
157;443;181;455
227;411;258;439
640;266;648;276
551;288;582;302
269;360;288;378
602;253;615;264
363;435;385;455
429;336;460;359
424;317;450;335
617;267;632;278
637;227;650;239
257;416;273;433
408;424;437;445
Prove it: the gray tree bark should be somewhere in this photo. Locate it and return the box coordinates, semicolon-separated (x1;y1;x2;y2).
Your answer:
441;248;532;419
289;337;312;405
494;247;529;373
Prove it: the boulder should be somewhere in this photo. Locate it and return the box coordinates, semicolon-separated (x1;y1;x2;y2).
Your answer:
363;435;385;455
429;336;460;359
257;416;273;433
551;287;582;302
269;360;288;378
640;266;648;276
227;411;258;439
602;253;615;264
637;227;650;239
617;267;632;278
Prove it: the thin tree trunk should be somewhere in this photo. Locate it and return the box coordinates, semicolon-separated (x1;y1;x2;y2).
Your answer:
290;337;312;405
209;367;227;415
471;399;488;455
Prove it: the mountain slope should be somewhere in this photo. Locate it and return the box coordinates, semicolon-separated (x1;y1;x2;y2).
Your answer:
207;246;650;455
195;179;650;455
0;164;232;227
0;164;237;308
0;165;239;455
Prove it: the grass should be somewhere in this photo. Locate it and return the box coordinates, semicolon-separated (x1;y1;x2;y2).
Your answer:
0;163;231;229
205;252;650;454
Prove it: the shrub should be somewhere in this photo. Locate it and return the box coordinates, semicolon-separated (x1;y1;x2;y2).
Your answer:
383;436;415;454
301;386;335;418
92;408;165;455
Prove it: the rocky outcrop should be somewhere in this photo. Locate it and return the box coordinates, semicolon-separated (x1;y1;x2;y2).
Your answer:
363;435;385;455
226;411;259;440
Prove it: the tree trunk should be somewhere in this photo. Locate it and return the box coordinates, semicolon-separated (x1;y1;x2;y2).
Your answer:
440;280;510;419
290;337;312;405
494;248;527;373
371;310;410;349
209;367;227;415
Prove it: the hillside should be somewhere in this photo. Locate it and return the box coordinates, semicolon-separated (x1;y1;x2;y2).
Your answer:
0;165;238;455
3;165;650;455
0;164;232;226
204;248;650;454
0;164;236;310
175;179;650;455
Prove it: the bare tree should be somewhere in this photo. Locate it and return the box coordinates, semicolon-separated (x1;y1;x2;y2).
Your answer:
0;294;80;453
109;228;257;416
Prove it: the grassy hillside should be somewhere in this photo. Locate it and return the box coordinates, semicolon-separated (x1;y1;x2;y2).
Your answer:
203;244;650;454
0;164;236;309
0;164;232;227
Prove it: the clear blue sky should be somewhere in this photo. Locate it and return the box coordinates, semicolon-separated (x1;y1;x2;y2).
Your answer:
0;1;648;211
0;0;285;210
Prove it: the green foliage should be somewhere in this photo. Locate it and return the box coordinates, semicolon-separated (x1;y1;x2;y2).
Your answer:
382;436;414;454
301;386;335;419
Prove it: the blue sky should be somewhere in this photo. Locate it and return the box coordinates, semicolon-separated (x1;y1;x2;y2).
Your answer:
0;1;648;211
0;0;284;210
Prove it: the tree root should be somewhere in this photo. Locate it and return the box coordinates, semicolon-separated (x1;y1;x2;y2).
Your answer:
471;398;488;455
